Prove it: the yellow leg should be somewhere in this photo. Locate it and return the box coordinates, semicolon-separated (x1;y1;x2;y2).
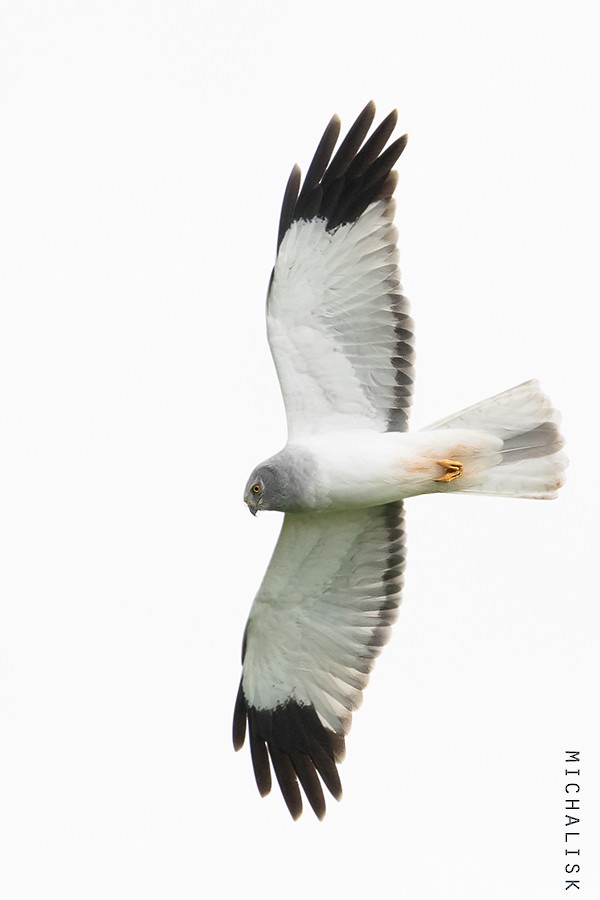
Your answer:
434;459;464;483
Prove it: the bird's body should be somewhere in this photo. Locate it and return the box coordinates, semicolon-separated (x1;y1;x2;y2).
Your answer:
249;379;564;513
233;102;566;820
254;429;492;510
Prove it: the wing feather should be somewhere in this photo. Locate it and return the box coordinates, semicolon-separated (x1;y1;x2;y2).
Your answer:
267;106;414;437
346;109;399;180
277;165;302;250
233;502;406;818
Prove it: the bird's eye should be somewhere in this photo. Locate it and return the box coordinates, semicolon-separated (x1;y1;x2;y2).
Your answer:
252;483;261;494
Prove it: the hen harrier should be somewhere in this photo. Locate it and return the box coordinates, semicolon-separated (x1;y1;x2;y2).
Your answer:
232;102;566;819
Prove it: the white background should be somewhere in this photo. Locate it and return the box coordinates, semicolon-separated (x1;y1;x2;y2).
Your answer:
1;2;598;898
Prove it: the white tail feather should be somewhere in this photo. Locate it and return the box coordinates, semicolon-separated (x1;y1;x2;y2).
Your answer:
425;380;567;499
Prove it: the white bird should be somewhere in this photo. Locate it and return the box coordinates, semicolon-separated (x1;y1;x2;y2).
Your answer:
232;102;566;819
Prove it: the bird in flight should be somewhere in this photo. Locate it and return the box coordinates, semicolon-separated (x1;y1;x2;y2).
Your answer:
232;102;566;820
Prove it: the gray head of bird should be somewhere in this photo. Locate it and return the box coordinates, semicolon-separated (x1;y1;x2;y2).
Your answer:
244;449;319;515
243;463;286;515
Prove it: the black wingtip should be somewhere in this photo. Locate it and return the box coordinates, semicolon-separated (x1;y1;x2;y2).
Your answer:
302;114;341;192
236;701;347;820
232;680;247;751
276;103;406;247
291;750;327;820
277;164;302;250
269;743;303;820
249;715;272;797
322;101;376;188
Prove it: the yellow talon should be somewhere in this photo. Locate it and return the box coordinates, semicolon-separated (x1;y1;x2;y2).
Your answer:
434;459;464;483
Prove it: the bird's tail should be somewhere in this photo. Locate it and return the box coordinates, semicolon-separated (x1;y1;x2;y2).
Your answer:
425;380;567;499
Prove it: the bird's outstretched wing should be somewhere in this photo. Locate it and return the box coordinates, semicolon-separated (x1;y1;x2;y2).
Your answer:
233;502;406;819
267;102;414;439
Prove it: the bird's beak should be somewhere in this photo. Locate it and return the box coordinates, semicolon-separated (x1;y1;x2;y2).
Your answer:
244;493;259;516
